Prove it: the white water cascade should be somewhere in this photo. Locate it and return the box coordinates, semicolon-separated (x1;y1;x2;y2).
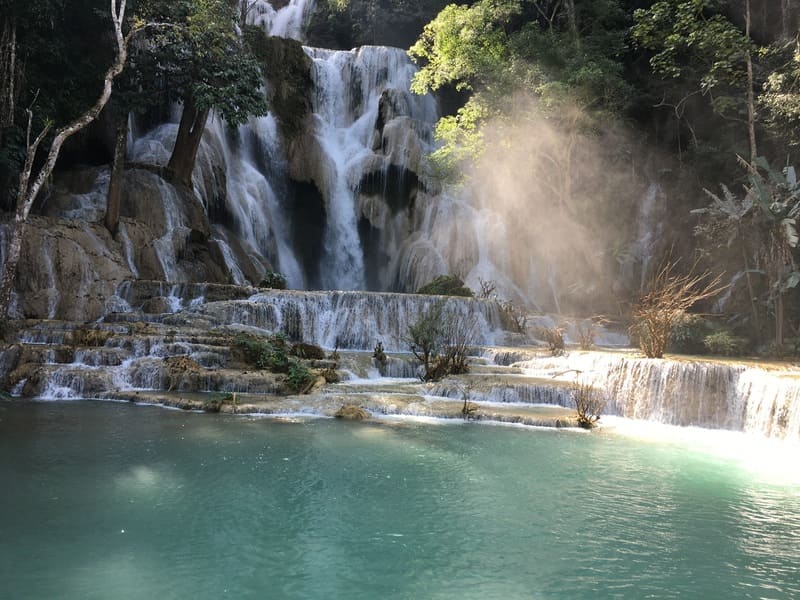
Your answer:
509;351;800;440
304;45;439;289
245;0;315;39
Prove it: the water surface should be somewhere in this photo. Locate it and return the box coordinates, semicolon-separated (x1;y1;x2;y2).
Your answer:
1;401;798;599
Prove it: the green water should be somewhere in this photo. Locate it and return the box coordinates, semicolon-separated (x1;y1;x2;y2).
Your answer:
1;402;798;599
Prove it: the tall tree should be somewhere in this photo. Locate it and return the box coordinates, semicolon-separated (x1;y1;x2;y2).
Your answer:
133;0;267;186
1;0;133;316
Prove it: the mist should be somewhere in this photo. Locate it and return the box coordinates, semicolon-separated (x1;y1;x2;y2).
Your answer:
404;96;664;316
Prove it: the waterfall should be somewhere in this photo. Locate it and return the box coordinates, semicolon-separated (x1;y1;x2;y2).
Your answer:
514;352;800;440
198;289;505;351
245;0;315;39
303;46;439;290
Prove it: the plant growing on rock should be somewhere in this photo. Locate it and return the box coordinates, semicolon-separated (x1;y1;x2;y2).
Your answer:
417;275;473;297
537;326;565;356
233;332;289;372
571;380;605;429
290;342;325;360
287;362;314;394
632;260;724;359
498;300;527;334
259;271;288;290
406;302;475;381
373;340;387;365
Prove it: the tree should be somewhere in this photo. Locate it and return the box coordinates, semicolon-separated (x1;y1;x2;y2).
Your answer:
409;0;631;175
1;0;134;316
123;0;267;186
632;0;756;160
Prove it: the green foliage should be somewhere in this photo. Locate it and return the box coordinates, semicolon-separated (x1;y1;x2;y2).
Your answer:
668;313;711;354
702;330;748;357
286;362;314;393
122;0;267;125
632;1;750;93
761;43;800;148
233;332;289;372
258;271;288;290
417;275;473;297
409;1;519;94
408;0;633;174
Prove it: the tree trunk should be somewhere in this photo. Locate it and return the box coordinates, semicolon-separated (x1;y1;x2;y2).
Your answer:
0;18;17;128
776;293;784;348
1;0;130;318
105;115;128;236
167;99;209;187
740;241;760;336
782;0;791;40
564;0;579;49
745;0;757;162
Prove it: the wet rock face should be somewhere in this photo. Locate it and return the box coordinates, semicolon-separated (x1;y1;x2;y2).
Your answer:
9;166;244;321
15;216;132;322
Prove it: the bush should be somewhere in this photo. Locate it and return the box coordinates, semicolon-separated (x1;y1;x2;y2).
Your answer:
321;367;340;383
571;381;606;429
632;261;723;358
668;314;710;354
233;333;290;372
373;341;387;365
417;275;473;297
287;362;314;393
537;326;565;356
703;331;748;357
498;300;527;333
406;302;475;381
290;342;326;360
259;271;287;290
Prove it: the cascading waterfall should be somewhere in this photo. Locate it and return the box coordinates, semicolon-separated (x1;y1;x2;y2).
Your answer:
245;0;315;39
304;45;439;290
512;352;800;440
198;289;505;351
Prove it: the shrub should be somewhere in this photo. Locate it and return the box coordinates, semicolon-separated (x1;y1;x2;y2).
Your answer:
373;341;387;365
632;260;724;358
290;342;325;360
233;332;290;372
572;316;610;350
287;362;314;393
406;303;475;381
537;326;565;356
259;271;287;290
498;300;527;333
703;331;748;357
477;278;496;299
417;275;473;297
668;313;710;354
571;381;606;429
321;367;340;383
